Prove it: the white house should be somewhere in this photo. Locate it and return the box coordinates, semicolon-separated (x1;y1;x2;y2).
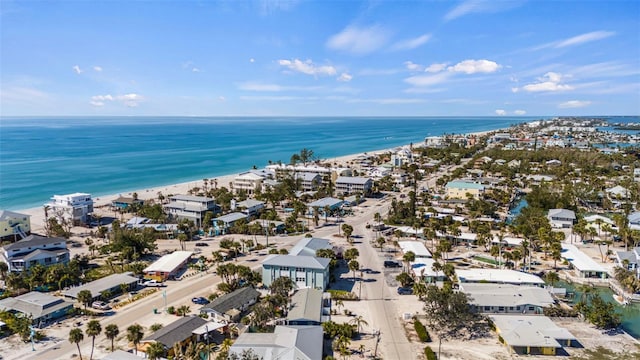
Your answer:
461;283;555;314
164;195;217;227
561;243;608;279
0;210;31;241
456;269;545;286
334;176;373;195
230;325;323;360
234;199;265;216
615;247;640;279
547;209;576;228
47;193;93;225
232;172;265;195
398;241;431;258
1;235;69;272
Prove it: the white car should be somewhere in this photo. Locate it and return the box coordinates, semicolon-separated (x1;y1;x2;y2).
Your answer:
91;301;111;310
142;279;165;287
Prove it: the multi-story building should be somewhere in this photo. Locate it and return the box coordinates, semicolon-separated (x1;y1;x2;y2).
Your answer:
47;193;94;225
262;255;330;290
0;210;31;241
232;172;266;195
445;180;485;200
295;173;322;192
0;291;74;328
334;176;373;196
164;195;218;227
1;235;69;272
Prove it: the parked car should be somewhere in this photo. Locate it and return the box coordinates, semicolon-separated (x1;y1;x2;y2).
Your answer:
91;301;111;310
195;242;208;247
397;287;413;295
142;279;165;287
384;260;402;268
191;297;209;305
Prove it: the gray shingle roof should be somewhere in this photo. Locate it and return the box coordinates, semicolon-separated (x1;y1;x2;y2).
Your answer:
0;210;30;221
335;176;372;185
63;272;139;299
0;291;73;320
143;316;207;348
213;212;247;223
201;287;260;314
3;235;66;251
262;255;330;270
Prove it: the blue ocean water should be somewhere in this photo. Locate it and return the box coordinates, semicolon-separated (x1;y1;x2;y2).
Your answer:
0;116;534;210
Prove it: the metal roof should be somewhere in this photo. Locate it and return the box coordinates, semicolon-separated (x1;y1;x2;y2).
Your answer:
201;286;260;314
335;176;372;185
445;181;485;190
456;269;545;285
548;208;576;220
169;194;215;203
236;199;265;208
0;291;73;320
213;212;247;223
560;243;607;273
0;210;30;221
230;325;323;360
262;255;330;270
307;197;344;208
63;272;140;299
144;251;192;273
286;288;323;323
289;238;332;257
490;315;575;348
461;283;555;308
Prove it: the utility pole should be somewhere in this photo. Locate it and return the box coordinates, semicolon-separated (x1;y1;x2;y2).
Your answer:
373;330;381;359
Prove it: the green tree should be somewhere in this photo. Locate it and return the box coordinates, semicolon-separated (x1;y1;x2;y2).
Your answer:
86;320;102;360
176;305;191;317
69;328;84;360
126;324;144;355
105;324;119;352
146;341;166;360
348;260;360;282
396;272;414;287
349;315;369;335
403;251;416;272
77;290;93;310
341;224;354;243
343;248;359;262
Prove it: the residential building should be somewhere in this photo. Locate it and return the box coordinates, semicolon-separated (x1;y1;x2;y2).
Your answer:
491;315;578;355
289;237;333;257
164;195;218;227
307;197;344;214
286;288;331;325
547;209;576;228
200;286;261;322
140;316;224;357
212;212;248;235
461;283;555;314
616;247;640;279
111;196;144;211
229;325;323;360
234;199;265;216
249;219;286;235
262;255;331;290
0;291;74;328
410;258;446;283
0;210;31;241
369;166;391;179
445;181;485;200
334;176;373;196
47;193;94;225
398;241;431;258
233;172;266;195
63;272;140;302
561;244;608;279
295;173;322;192
143;251;192;281
1;235;69;272
455;269;545;287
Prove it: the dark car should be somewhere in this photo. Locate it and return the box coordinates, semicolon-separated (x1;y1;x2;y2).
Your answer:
384;260;402;268
191;297;209;305
397;287;413;295
195;242;208;247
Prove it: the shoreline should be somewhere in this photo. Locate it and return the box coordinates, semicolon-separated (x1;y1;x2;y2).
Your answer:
17;128;500;233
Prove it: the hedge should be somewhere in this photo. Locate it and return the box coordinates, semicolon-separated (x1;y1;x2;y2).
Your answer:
424;346;437;360
327;289;358;301
414;318;432;342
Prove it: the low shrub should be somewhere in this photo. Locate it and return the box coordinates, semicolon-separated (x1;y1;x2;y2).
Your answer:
327;289;358;301
424;346;437;360
414;318;431;342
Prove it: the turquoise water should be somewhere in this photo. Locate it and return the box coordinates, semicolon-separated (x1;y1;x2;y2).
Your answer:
558;281;640;339
0;116;533;210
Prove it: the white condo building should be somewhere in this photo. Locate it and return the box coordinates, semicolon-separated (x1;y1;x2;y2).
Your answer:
47;193;94;225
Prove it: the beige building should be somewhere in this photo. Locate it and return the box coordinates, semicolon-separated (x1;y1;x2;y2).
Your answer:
445;180;485;199
0;210;31;241
233;172;265;195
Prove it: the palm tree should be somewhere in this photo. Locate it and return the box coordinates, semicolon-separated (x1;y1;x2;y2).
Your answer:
104;324;119;352
146;341;166;360
69;328;84;360
0;261;8;280
77;290;93;311
403;251;416;272
348;260;360;282
176;305;191;317
86;320;102;360
349;315;369;335
126;324;144;355
413;281;428;300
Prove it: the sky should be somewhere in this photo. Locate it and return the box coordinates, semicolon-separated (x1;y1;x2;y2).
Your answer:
1;0;639;117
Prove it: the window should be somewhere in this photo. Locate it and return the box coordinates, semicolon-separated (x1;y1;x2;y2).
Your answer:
295;267;305;272
516;306;521;311
484;306;491;311
281;267;289;271
509;307;514;311
296;277;305;282
498;307;505;311
528;306;534;311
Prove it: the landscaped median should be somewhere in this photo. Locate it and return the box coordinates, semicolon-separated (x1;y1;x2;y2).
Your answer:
112;288;159;309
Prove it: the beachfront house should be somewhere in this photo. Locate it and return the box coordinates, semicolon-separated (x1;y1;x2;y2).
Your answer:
334;176;373;196
229;325;323;360
200;286;261;322
0;291;74;328
164;195;218;227
547;209;576;228
294;173;322;192
212;212;248;235
1;235;69;272
63;272;140;302
262;255;331;290
47;193;94;225
615;247;640;279
0;210;31;241
232;172;266;196
491;315;578;356
445;180;485;200
143;251;193;281
286;288;331;325
561;243;608;279
461;283;555;315
111;196;144;211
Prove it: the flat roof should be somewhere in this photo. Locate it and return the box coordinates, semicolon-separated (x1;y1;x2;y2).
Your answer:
335;176;372;185
561;243;607;273
490;315;575;348
144;251;192;273
287;288;323;323
445;181;485;190
213;212;247;223
460;283;555;308
170;194;215;202
398;241;431;257
456;269;545;285
63;272;140;299
307;197;344;208
410;258;442;278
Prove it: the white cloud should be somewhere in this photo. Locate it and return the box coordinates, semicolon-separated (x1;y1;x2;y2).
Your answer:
495;109;506;116
93;66;102;72
448;59;501;74
558;100;591;108
237;82;324;92
404;61;423;71
277;58;337;76
404;72;452;87
347;98;426;104
337;73;353;82
556;31;615;48
520;72;573;92
218;96;226;102
192;68;200;72
425;63;448;73
90;93;143;107
249;58;255;63
73;65;83;74
358;68;401;76
514;109;527;115
392;33;432;51
444;0;523;21
326;25;390;55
